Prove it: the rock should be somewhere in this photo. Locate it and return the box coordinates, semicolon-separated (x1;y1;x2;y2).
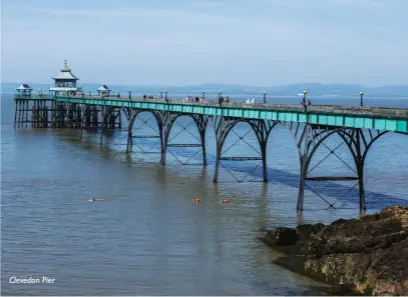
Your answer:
296;223;325;241
264;227;298;246
263;206;408;295
330;218;348;226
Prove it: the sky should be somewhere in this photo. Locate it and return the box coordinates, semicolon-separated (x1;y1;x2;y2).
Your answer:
1;0;407;86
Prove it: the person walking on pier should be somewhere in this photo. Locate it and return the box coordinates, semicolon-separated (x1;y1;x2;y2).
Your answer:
301;97;308;112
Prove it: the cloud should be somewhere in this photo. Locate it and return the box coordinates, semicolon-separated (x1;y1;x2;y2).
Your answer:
1;0;407;86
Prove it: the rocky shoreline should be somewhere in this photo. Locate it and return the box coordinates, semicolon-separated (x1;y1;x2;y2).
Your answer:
263;206;408;296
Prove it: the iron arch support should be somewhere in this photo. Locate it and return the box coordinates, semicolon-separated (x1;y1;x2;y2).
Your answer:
336;129;389;165
297;127;338;210
248;120;277;182
190;114;210;166
276;122;338;210
125;109;164;154
273;122;364;211
212;117;276;183
161;113;210;166
296;127;388;212
336;128;389;211
126;109;139;150
334;129;364;210
303;130;340;172
278;122;336;164
361;130;389;164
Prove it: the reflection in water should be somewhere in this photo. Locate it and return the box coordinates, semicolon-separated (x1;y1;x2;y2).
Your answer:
296;211;305;226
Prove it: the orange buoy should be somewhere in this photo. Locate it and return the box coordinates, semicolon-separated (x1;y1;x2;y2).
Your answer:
223;199;229;204
193;198;201;203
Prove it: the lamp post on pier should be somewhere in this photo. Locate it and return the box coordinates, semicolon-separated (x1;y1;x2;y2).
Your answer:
263;91;267;103
128;90;132;99
160;91;163;99
360;91;364;107
164;90;168;103
202;91;206;99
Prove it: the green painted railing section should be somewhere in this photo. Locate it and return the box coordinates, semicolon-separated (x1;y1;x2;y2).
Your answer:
14;95;408;133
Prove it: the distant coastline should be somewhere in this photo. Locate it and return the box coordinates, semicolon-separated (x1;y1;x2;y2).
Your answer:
2;82;408;97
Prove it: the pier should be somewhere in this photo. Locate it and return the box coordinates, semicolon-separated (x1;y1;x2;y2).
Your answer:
12;62;408;212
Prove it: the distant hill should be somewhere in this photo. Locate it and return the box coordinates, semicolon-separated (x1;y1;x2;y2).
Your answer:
2;82;408;97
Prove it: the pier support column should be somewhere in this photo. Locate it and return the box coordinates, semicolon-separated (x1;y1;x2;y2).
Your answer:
213;144;222;183
296;124;312;210
92;106;99;128
51;101;56;128
14;98;53;129
160;143;167;165
355;129;366;211
64;103;73;132
253;120;274;183
100;106;106;144
80;104;89;137
13;99;18;129
124;108;138;153
195;115;208;166
160;112;179;166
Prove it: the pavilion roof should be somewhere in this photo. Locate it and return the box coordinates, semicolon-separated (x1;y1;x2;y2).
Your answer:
52;61;79;80
97;85;111;91
16;84;32;90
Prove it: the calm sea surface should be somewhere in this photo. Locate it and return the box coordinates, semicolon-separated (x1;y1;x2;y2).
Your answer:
1;93;408;295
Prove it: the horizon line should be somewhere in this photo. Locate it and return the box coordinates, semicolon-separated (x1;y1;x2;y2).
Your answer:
2;81;408;88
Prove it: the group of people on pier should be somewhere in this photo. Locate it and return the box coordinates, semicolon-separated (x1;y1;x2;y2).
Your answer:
143;94;158;99
185;96;204;102
218;96;230;103
181;96;231;103
75;92;312;111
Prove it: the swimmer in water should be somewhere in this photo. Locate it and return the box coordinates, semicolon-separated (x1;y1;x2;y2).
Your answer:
88;198;105;202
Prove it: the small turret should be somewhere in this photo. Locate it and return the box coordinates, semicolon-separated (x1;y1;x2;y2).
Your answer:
15;84;33;97
97;85;111;97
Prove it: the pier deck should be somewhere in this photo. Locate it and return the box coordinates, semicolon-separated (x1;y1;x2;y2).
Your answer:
15;94;408;132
